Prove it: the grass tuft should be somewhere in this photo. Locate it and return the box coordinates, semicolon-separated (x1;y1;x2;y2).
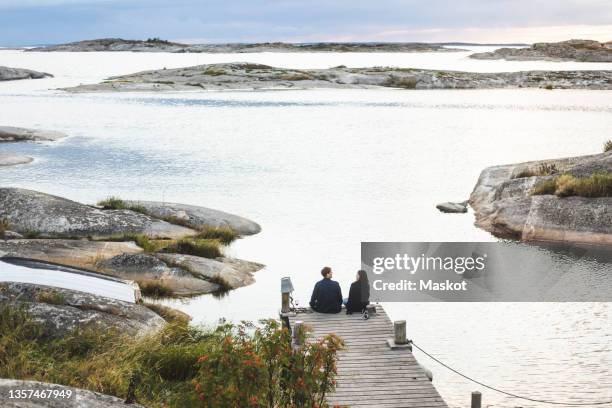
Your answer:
514;162;559;178
605;140;612;152
0;218;9;239
136;279;174;298
163;238;222;259
195;226;239;245
532;173;612;197
35;290;66;305
97;197;148;215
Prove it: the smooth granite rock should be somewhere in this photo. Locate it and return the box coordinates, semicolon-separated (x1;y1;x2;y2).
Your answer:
0;282;165;337
0;153;33;167
0;188;196;239
469;151;612;245
0;66;52;81
0;126;67;142
124;200;261;235
0;379;147;408
436;201;468;213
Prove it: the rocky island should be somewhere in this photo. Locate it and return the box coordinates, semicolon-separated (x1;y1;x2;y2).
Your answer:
469;150;612;246
0;66;52;81
0;126;67;167
27;37;460;53
470;39;612;62
62;62;612;93
0;188;263;296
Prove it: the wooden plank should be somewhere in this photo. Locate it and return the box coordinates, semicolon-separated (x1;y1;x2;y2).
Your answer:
287;305;447;408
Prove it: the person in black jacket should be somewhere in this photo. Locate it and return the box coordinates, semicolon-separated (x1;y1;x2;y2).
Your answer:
309;266;342;314
345;270;370;314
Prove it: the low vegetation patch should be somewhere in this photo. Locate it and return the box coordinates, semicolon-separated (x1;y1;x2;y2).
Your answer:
97;197;148;214
0;306;343;408
136;279;174;298
143;302;190;324
35;290;66;305
163;238;223;259
0;218;9;239
514;162;559;178
605;140;612;152
532;173;612;197
195;226;239;245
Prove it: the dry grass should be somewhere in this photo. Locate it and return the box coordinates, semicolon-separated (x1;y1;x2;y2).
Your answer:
135;279;174;298
35;290;66;305
384;75;418;89
514;162;558;179
532;173;612;197
0;218;9;239
195;226;239;245
143;302;190;324
162;238;222;259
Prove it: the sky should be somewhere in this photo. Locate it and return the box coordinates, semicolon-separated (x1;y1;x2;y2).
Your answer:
0;0;611;46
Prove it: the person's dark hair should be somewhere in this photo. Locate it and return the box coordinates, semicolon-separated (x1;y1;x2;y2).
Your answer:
321;266;332;277
357;270;368;283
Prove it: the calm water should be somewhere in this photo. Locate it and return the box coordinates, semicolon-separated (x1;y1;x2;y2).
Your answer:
1;47;611;407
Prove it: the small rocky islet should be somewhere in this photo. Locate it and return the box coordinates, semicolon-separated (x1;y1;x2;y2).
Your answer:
0;125;68;167
439;150;612;246
62;62;612;93
0;66;52;81
470;39;612;62
26;37;461;53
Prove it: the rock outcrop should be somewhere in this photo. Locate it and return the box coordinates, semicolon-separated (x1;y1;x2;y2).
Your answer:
469;152;612;245
62;63;612;93
0;153;33;167
0;188;264;296
0;379;146;408
0;282;165;337
0;66;52;81
470;39;612;62
0;188;195;239
124;200;261;235
436;201;468;213
28;38;459;53
0;126;67;142
0;239;142;270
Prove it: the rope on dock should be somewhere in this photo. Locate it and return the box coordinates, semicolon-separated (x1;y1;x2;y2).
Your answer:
409;340;612;406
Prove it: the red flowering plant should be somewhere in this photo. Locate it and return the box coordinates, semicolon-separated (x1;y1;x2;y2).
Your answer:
193;319;344;407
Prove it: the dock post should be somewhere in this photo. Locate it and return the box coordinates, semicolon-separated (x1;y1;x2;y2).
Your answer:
281;292;290;313
471;391;482;408
292;320;304;348
394;320;407;344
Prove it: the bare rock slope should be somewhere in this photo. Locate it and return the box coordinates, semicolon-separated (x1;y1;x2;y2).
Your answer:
62;63;612;92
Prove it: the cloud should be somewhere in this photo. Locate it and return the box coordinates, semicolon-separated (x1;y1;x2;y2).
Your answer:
0;0;611;45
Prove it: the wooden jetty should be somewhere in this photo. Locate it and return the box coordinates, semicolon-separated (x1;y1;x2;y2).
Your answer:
285;305;448;408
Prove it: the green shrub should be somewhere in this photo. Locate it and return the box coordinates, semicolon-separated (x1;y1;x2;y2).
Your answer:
604;140;612;152
532;173;612;197
0;307;343;408
195;226;239;245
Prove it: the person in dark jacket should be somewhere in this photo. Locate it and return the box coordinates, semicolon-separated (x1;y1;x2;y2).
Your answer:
345;270;370;314
309;266;342;314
